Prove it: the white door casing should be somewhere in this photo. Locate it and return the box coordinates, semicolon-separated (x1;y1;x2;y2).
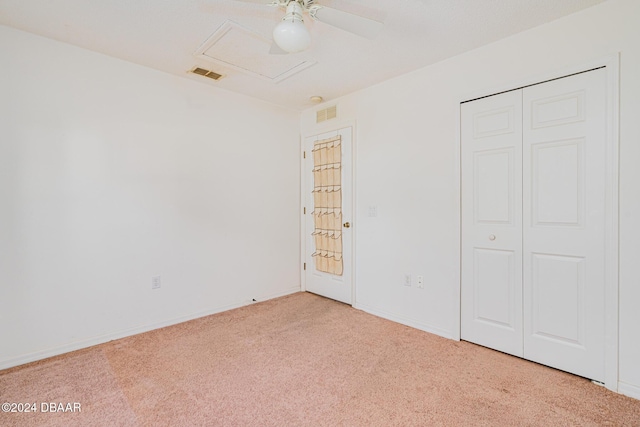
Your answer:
303;127;353;304
461;67;609;383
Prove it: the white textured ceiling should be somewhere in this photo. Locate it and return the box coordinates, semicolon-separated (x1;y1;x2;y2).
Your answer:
0;0;607;110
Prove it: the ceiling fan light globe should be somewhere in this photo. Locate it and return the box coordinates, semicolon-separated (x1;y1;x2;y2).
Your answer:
273;20;311;53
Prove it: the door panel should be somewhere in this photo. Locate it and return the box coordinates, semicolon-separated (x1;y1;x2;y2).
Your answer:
531;253;585;346
461;90;523;357
523;68;607;382
304;127;353;304
473;248;516;329
531;91;585;129
474;149;514;224
532;139;584;226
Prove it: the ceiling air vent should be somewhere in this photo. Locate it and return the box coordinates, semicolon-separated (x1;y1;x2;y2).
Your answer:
190;67;223;81
316;105;337;123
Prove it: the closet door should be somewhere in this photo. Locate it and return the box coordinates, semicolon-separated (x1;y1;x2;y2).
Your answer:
522;68;607;382
461;90;523;357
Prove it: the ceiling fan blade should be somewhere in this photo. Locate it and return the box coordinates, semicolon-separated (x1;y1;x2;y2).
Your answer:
269;40;288;55
312;6;384;39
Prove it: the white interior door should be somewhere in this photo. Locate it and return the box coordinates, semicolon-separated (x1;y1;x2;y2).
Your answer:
522;68;607;382
304;127;353;304
461;68;607;382
461;90;524;357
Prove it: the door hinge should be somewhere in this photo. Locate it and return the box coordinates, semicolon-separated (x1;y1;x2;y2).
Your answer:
303;151;306;159
304;263;306;271
303;207;306;214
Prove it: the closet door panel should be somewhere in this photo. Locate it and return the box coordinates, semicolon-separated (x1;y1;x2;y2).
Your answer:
522;68;607;382
461;90;523;357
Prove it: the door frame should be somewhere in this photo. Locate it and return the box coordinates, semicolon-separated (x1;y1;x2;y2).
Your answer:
300;119;357;306
453;55;620;392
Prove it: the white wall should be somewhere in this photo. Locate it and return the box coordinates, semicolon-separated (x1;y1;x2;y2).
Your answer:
301;0;640;398
0;26;301;368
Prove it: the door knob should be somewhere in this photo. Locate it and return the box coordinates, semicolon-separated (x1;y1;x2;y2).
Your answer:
343;222;351;228
489;234;496;241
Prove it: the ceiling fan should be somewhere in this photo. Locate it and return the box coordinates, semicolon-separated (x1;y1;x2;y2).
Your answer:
234;0;384;53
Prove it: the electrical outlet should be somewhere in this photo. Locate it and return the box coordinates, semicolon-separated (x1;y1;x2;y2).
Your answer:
417;275;424;289
151;276;161;290
404;274;412;287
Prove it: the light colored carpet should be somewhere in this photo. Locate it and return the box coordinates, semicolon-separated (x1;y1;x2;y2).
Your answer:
1;292;639;426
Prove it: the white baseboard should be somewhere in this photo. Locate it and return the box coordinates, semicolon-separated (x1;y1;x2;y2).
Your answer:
354;302;453;340
618;381;640;400
0;286;300;371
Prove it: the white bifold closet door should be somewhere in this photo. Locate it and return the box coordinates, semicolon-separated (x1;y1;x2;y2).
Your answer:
461;68;607;382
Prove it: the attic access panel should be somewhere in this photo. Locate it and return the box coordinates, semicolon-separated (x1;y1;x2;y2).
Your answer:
194;20;316;83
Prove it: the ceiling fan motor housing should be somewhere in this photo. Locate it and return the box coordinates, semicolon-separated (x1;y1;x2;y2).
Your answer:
272;0;314;9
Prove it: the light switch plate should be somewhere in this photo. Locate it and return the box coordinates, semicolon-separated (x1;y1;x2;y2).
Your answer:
404;274;412;287
152;276;161;290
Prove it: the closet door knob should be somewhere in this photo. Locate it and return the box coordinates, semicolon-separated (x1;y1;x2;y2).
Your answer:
343;222;351;228
489;234;496;241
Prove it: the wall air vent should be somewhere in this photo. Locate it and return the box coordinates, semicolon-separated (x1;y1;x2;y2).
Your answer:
190;67;223;81
316;105;337;123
